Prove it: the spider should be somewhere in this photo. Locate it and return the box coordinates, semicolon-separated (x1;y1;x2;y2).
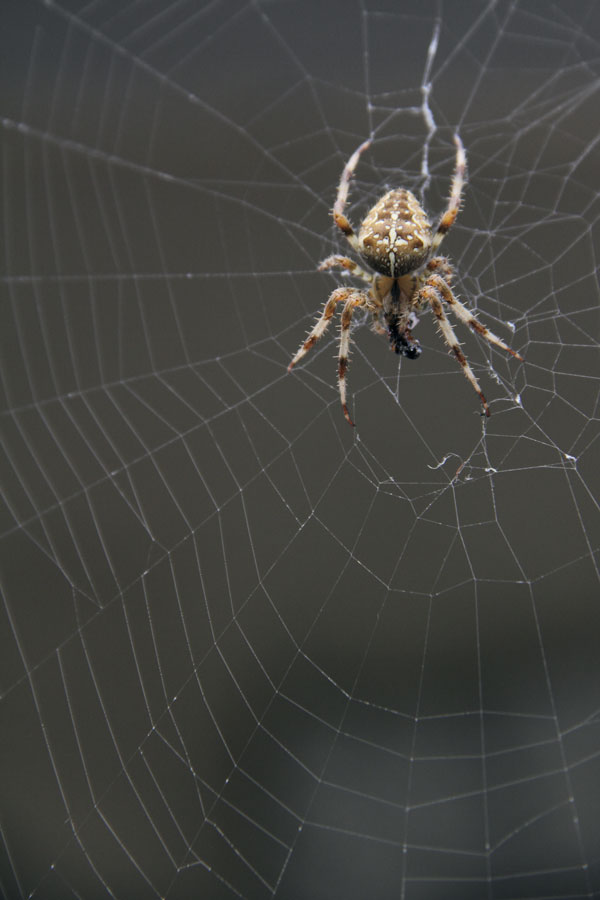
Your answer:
288;135;523;426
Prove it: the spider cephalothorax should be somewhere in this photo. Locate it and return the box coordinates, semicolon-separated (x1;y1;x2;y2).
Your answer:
288;135;523;426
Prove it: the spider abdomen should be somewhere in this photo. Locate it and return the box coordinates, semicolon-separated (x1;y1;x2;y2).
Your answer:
358;189;431;277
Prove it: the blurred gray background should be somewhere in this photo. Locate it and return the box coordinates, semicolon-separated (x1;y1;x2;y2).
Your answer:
1;1;599;898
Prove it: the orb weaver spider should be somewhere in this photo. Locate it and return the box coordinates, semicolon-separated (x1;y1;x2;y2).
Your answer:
288;135;523;426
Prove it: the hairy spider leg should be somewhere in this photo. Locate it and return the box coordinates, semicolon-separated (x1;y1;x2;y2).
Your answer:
419;282;491;416
426;274;523;360
424;256;454;282
338;294;375;426
288;287;377;373
331;139;372;255
319;254;374;286
429;134;466;257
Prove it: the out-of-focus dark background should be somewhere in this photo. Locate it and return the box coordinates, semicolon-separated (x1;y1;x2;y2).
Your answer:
2;1;599;898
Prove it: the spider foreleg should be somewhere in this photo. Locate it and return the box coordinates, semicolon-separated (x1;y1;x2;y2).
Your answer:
427;275;523;360
420;284;490;416
331;289;373;426
338;298;362;426
288;287;356;371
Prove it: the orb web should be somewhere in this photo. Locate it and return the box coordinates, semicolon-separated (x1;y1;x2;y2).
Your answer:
1;1;599;898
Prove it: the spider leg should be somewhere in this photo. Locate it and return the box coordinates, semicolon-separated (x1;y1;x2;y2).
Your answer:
289;287;373;425
319;254;374;286
419;282;490;416
427;274;523;360
429;134;466;257
424;255;454;283
332;139;371;256
338;294;372;426
288;287;363;371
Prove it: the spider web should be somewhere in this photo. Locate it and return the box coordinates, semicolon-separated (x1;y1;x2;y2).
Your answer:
1;1;599;898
